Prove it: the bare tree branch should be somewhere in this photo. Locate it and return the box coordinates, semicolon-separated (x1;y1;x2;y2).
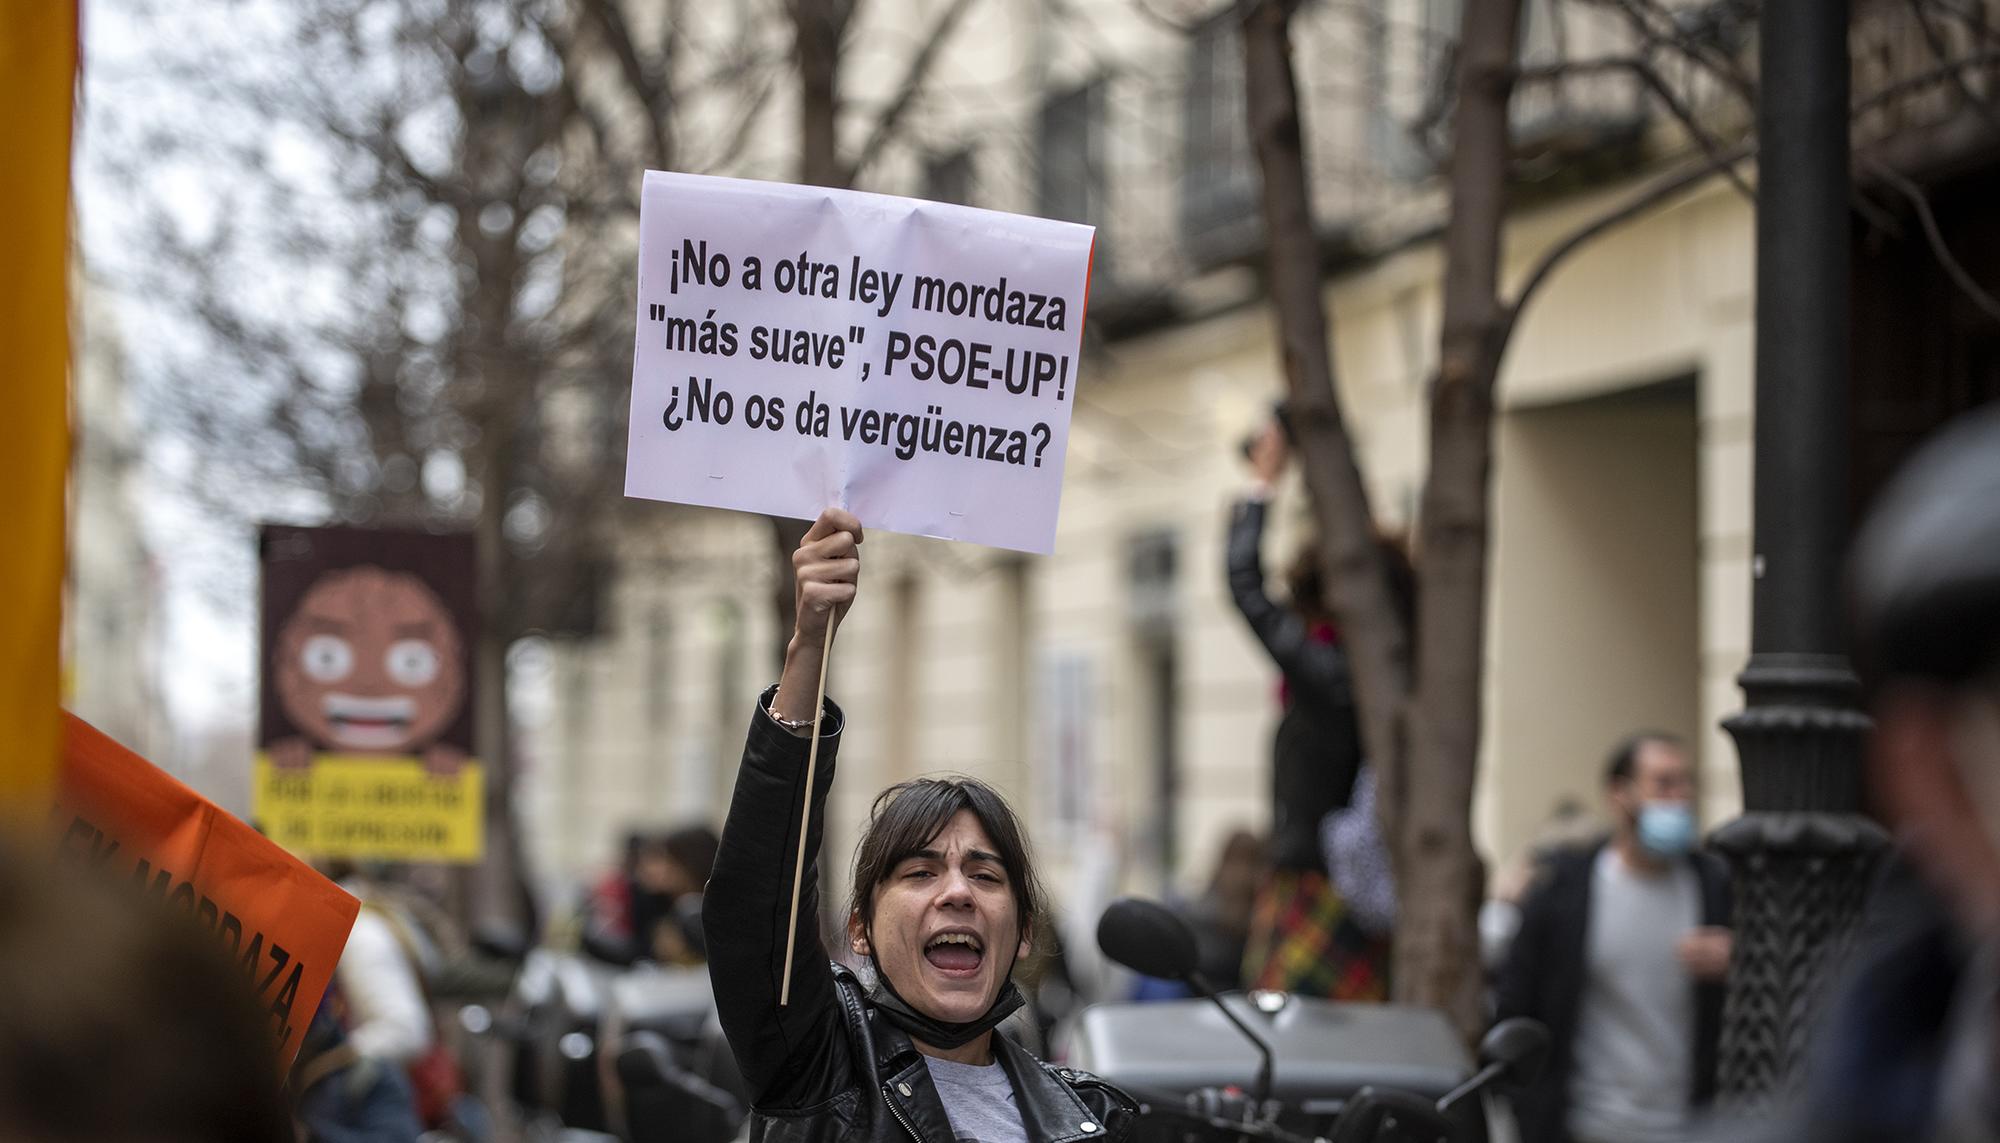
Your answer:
1626;56;1756;201
1854;46;2000;111
1575;0;1756;103
1511;45;2000;322
1851;183;1908;239
1919;0;2000;40
702;65;782;175
1908;0;2000;135
1863;153;2000;325
584;0;675;168
1518;52;1755;200
1509;139;1751;324
1514;55;1647;84
844;0;982;183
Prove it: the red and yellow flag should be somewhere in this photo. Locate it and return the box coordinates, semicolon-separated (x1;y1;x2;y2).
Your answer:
0;0;78;805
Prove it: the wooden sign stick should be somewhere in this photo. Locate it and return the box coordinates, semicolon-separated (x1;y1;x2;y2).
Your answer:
779;617;838;1006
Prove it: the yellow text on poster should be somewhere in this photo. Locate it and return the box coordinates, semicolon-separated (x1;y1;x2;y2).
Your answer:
254;754;484;863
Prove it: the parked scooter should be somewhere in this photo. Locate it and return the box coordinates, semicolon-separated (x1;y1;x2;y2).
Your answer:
459;947;745;1143
599;964;747;1143
1075;898;1547;1143
458;944;618;1139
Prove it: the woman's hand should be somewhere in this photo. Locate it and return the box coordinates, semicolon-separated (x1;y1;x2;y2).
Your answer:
771;508;864;726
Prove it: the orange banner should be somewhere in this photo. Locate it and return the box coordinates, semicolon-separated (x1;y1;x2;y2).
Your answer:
54;714;360;1067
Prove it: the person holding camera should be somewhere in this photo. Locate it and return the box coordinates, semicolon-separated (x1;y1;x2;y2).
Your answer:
1226;418;1390;1000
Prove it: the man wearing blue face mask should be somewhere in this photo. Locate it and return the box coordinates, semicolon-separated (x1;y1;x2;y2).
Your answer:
1494;733;1734;1143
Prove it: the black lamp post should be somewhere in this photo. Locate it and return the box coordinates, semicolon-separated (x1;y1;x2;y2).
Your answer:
1711;0;1890;1111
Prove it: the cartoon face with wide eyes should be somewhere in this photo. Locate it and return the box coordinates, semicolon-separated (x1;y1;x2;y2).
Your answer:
274;566;466;754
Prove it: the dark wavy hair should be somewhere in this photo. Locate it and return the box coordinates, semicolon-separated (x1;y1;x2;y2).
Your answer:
848;777;1046;957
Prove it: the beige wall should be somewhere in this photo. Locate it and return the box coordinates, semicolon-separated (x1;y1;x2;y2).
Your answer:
1483;390;1702;863
522;508;777;884
525;0;1762;913
525;179;1760;919
1313;175;1756;868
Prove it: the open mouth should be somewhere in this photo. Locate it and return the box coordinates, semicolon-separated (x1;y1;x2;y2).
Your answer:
323;693;418;749
923;931;985;976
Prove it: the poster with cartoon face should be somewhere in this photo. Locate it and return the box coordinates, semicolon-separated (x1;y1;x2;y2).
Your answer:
255;526;483;862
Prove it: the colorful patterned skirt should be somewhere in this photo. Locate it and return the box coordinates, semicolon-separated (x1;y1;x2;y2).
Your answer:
1241;868;1390;1000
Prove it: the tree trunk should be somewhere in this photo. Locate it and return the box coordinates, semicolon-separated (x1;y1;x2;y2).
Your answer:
1397;0;1521;1038
770;0;853;665
1241;0;1522;1041
796;0;847;190
452;69;543;936
1238;0;1412;809
471;423;530;932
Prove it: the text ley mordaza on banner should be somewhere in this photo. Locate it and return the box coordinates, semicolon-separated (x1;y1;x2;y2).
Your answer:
624;171;1095;555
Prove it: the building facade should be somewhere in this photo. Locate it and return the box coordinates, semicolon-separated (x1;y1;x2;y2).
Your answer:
66;275;168;766
521;0;2000;939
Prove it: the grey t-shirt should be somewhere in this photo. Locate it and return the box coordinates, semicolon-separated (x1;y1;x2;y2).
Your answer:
1567;847;1701;1143
923;1055;1029;1143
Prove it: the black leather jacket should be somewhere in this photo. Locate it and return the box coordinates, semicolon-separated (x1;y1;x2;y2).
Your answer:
704;690;1137;1143
1491;842;1732;1143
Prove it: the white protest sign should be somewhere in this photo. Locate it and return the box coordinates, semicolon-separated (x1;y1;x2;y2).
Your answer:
624;171;1096;554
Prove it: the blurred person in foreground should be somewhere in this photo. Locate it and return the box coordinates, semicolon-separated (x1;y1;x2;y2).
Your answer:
704;507;1136;1143
1226;414;1395;998
323;861;437;1067
291;1002;423;1143
1494;733;1733;1143
322;862;467;1131
0;836;291;1143
1779;405;2000;1141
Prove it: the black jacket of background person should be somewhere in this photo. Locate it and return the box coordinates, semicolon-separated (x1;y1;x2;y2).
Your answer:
1492;841;1733;1143
703;688;1137;1143
1225;497;1363;871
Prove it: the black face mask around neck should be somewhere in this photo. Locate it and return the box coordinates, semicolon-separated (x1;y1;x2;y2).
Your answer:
867;964;1026;1050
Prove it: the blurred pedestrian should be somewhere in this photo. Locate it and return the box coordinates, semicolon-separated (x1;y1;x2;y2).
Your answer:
1192;828;1268;991
325;862;437;1067
325;862;466;1131
1227;416;1390;1000
290;1002;423;1143
1132;828;1268;1000
651;824;719;965
1494;734;1732;1143
0;834;292;1143
585;825;719;967
1777;405;2000;1141
583;830;649;964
